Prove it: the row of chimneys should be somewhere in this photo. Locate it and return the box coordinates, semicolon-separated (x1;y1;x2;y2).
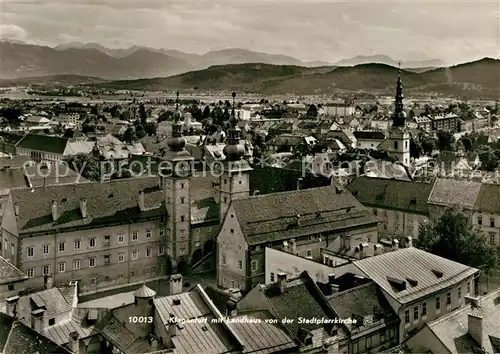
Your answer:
28;199;89;222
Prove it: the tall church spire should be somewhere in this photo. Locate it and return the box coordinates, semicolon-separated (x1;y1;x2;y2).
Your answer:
392;63;406;127
223;92;245;161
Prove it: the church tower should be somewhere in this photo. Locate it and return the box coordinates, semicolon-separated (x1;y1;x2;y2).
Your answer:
163;92;193;269
386;64;410;166
218;92;253;222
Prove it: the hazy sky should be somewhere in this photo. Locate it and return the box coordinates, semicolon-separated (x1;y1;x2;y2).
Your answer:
0;0;499;65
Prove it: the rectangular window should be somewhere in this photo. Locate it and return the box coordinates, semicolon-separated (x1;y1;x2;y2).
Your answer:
104;235;110;246
89;257;96;267
489;233;496;244
43;265;50;275
422;302;427;317
159;246;165;255
458;287;462;300
490;217;495;227
413;306;419;321
104;255;110;265
58;242;65;252
478;215;482;225
27;268;34;278
73;260;81;270
251;260;258;272
132;250;138;260
146;248;152;257
74;240;81;250
405;309;410;324
222;253;226;265
90;278;96;286
58;262;66;273
89;238;96;248
436;296;441;311
306;249;312;258
118;252;125;262
27;247;34;257
467;282;471;294
118;234;124;243
132;232;138;241
180;215;185;222
271;272;275;282
146;229;152;238
159;229;165;237
447;292;451;305
238;260;243;270
42;245;50;255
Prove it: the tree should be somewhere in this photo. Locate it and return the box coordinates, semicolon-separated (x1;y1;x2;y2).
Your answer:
417;207;497;272
135;124;146;139
436;130;455;151
478;150;499;171
306;104;318;119
202;105;211;119
410;138;422;159
138;103;147;125
64;153;101;181
420;136;436;155
90;106;99;115
461;137;473;152
144;122;157;136
122;127;137;143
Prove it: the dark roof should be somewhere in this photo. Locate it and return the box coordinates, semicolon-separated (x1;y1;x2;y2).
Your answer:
16;134;69;154
231;185;379;245
262;273;335;336
0;256;28;285
0;168;29;190
353;131;386;140
346;176;433;215
327;282;399;334
428;178;482;209
473;183;500;213
0;313;70;354
11;176;214;234
0;132;24;145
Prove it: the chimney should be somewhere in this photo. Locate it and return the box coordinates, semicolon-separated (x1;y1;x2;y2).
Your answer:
138;191;145;211
296;214;301;226
69;331;79;354
343;234;351;250
465;295;479;307
51;200;58;221
322;337;339;354
359;242;368;259
170;274;183;295
14;202;19;216
159;175;164;190
335;185;343;194
467;310;484;347
374;244;383;256
277;272;287;294
331;284;340;294
44;274;53;289
79;198;87;219
328;273;335;284
290;238;297;254
169;314;177;337
404;236;413;248
31;309;45;333
392;239;399;250
150;336;158;351
6;296;19;317
297;177;303;190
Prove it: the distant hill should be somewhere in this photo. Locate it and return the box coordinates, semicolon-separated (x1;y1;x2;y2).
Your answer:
0;75;105;87
98;59;500;98
334;55;446;69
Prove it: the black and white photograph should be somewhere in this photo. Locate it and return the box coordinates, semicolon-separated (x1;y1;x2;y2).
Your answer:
0;0;499;353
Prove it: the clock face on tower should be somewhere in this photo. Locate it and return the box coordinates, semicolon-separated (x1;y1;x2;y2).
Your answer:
174;161;191;177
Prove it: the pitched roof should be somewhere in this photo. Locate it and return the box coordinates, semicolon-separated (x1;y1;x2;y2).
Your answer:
353;248;479;304
0;132;24;145
132;284;156;298
0;155;32;169
425;289;500;354
353;131;386;140
327;282;399;334
11;176;214;234
232;185;379;245
0;313;70;354
0;256;28;285
473;183;500;213
16;134;69;154
347;176;433;215
0;168;29;191
23;163;89;187
18;286;73;321
428;178;482;209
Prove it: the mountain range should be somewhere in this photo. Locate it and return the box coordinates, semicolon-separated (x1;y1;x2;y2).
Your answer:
0;40;445;81
96;59;500;98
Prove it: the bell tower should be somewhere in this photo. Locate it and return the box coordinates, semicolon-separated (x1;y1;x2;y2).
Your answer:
163;92;194;269
218;92;253;222
386;64;410;166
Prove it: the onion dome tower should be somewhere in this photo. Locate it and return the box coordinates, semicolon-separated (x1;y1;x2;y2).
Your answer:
165;91;192;164
392;63;407;127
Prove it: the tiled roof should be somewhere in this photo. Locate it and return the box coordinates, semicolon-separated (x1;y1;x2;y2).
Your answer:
428;178;482;209
44;308;109;345
473;183;500;213
363;160;412;181
18;287;73;322
353;248;479;304
16;134;69;154
353;131;386;140
425;289;500;354
0;256;28;285
97;314;137;353
154;289;211;324
11;176;214;234
132;284;156;298
0;168;29;190
347;176;433;215
231;185;378;245
23;163;89;187
0;315;70;354
231;312;297;354
327;282;399;334
191;198;220;225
